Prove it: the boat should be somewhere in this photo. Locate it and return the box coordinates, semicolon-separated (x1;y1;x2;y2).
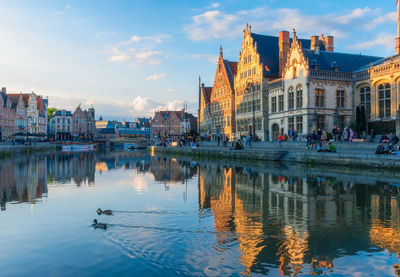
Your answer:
61;143;96;152
123;143;147;150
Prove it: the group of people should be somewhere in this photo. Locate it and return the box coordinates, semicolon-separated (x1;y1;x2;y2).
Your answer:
375;132;400;155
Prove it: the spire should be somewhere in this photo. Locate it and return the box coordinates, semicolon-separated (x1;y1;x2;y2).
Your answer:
219;45;223;58
292;29;297;42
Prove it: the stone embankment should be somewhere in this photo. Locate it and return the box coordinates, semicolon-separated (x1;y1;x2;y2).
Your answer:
0;143;58;159
152;141;400;169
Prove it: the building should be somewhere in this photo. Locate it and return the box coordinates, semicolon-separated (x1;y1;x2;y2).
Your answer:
25;92;38;135
151;110;197;139
200;1;400;139
137;117;151;132
8;93;27;137
36;97;47;139
49;110;73;140
0;88;15;141
267;30;381;140
199;46;237;140
72;105;87;140
84;107;96;140
95;121;119;142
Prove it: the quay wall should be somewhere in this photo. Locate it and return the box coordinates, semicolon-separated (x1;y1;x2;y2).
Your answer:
152;144;400;169
0;144;58;159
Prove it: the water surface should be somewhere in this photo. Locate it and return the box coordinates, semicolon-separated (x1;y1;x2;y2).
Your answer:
1;151;400;276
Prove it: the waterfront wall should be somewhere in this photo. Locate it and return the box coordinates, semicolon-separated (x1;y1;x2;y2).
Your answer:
152;143;400;169
0;144;58;159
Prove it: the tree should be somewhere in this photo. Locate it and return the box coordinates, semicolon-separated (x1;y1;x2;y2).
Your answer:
47;108;57;123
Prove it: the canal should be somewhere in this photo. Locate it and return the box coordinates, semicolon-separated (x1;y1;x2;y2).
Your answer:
0;150;399;276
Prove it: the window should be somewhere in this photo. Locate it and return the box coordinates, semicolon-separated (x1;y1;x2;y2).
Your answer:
256;99;261;111
378;84;391;118
244;57;247;64
227;115;230;126
296;86;303;108
248;55;252;62
336;90;345;108
317;115;326;130
271;97;277;113
256;118;262;131
315;89;324;107
278;95;284;112
360;86;371;119
288;117;294;132
296;116;303;133
288;89;294;110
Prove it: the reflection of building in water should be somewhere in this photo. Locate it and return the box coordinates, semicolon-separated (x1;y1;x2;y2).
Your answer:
94;152;151;173
150;157;196;187
47;152;95;186
198;162;400;275
0;156;48;210
369;192;400;276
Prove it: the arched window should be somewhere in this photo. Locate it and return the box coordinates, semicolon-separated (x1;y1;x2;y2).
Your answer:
288;88;294;110
359;86;371;119
378;84;391;119
296;85;303;109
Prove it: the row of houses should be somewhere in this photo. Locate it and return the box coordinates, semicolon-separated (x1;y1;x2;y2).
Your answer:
95;118;151;142
0;87;48;141
48;105;95;140
199;2;400;141
150;110;197;139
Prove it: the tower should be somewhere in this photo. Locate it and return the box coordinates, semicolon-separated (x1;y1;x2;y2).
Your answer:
396;0;400;54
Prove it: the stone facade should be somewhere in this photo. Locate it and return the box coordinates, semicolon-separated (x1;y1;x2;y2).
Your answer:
151;110;197;139
199;47;237;140
199;1;400;139
49;110;73;140
8;93;27;135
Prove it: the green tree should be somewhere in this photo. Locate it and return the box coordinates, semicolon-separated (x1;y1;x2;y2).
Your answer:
47;108;57;123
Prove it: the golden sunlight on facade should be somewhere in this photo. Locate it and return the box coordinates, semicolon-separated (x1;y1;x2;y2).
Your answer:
199;1;400;140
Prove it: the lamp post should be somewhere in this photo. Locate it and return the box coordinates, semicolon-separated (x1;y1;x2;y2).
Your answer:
245;83;256;139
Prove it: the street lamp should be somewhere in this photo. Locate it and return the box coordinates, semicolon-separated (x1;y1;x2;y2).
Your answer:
245;85;256;138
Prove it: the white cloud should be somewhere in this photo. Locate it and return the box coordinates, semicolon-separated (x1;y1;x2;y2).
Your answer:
166;88;176;93
65;4;72;9
107;47;130;63
102;34;169;65
185;6;396;41
146;73;166;81
347;32;396;52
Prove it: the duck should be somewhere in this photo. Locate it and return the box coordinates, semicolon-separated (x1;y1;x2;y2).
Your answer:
97;208;113;216
92;219;107;230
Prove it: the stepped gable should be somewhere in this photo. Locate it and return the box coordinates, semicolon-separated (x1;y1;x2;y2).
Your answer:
251;33;314;77
302;49;382;72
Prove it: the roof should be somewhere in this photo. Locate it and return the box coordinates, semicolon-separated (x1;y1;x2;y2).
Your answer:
99;128;116;135
302;49;382;72
54;110;72;116
223;60;237;90
7;94;21;109
202;86;212;105
250;33;314;77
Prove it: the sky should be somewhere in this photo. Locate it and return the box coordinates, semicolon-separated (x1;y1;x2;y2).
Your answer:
0;0;398;120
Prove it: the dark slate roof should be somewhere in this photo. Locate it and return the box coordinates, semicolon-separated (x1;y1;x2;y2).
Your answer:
356;54;400;72
223;59;237;90
250;33;315;78
302;49;382;72
55;110;72;116
99;128;116;135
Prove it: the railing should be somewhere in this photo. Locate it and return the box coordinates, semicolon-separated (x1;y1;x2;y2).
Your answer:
370;60;400;78
310;70;352;80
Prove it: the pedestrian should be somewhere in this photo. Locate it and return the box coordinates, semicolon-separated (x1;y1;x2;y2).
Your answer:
369;129;375;142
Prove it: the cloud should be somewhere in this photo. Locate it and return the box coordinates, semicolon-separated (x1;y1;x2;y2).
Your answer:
347;32;396;52
146;73;166;81
166;89;176;93
65;4;73;9
102;33;169;66
185;6;396;41
107;47;130;63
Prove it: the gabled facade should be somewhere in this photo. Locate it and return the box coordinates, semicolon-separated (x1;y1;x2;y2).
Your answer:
151;110;196;139
72;105;87;139
199;46;237;140
8;93;27;134
267;30;381;140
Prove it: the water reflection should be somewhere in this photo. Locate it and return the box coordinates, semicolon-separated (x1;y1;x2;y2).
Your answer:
197;162;400;275
1;152;400;275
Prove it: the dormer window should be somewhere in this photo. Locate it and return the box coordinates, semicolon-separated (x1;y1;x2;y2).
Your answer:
311;59;319;69
331;61;339;72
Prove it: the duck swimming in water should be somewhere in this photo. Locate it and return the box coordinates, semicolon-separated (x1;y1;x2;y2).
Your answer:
92;219;107;230
97;208;112;216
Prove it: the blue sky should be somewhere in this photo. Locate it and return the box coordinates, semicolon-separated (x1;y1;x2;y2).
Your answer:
0;0;397;120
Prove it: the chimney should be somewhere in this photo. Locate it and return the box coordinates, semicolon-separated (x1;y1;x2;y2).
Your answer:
279;30;290;75
397;0;400;54
325;36;334;52
311;35;320;55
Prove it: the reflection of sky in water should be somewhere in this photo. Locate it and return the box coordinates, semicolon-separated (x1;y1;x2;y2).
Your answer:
0;151;400;276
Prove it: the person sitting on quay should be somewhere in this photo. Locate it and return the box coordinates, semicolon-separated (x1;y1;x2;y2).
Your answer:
278;134;284;143
390;133;399;145
317;142;325;152
376;143;389;155
284;134;288;141
380;133;390;143
232;140;244;150
388;143;396;154
326;142;337;153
